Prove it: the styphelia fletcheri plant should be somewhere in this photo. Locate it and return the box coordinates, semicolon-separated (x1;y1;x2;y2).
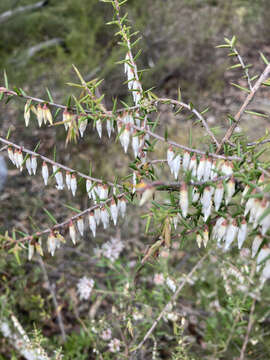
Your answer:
1;0;270;357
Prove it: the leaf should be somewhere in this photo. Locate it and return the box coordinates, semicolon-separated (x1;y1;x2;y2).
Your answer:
260;52;269;65
3;70;8;89
230;82;250;93
43;208;58;225
244;110;268;118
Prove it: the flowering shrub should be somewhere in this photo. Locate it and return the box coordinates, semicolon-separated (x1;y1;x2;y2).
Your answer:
1;0;270;359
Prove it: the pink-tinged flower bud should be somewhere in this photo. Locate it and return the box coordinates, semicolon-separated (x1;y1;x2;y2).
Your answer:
197;155;206;181
66;171;71;190
244;189;256;216
237;219;247;249
70;174;77;196
37;103;43;127
28;243;35;261
101;207;109;229
182;151;190;171
167;146;174;172
88;211;96;237
77;217;84;236
42;161;49;185
252;234;263;258
241;184;250;205
94;207;101;225
96;119;102;138
203;226;209;247
47;232;58;256
31;155;37;175
53;165;64;190
257;246;270;272
214;181;224;211
192;187;200;203
210;160;217;179
172;154;181;180
86;179;92;198
224;219;238;251
69;221;77;245
204;157;212;181
25;157;32;175
253;198;268;229
110;199;118;226
107;119;113;138
225;177;235;205
196;233;202;248
24;101;31;127
179;183;188;218
214;218;228;245
15;149;23;171
119;197;127;218
7;147;15;165
79;117;88;138
260;212;270;235
132;131;139;158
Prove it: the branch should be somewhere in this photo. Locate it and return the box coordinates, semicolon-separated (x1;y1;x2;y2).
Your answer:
134;252;209;351
0;1;48;24
239;298;256;360
216;63;270;154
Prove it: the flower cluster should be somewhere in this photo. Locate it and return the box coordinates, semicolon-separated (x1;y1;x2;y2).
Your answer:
94;237;124;262
24;101;53;128
77;276;95;300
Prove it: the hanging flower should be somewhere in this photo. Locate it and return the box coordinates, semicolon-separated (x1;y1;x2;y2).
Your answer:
260;211;270;236
88;211;96;237
237;219;247;249
42;161;49;185
120;124;130;153
7;147;15;165
78;117;88;138
106;119;113;138
189;155;197;177
119;197;127;218
241;184;250;205
251;234;263;258
69;221;77;245
224;219;238;251
132;130;139;158
182;150;190;171
37;103;43;127
203;226;209;247
43;104;53;125
77;217;84;236
196;232;203;248
94;207;101;225
192;187;200;203
31;155;37;175
197;155;206;181
66;171;71;190
179;183;188;218
110;199;118;226
244;189;256;216
214;181;224;211
204;157;212;181
253;198;268;229
70;174;77;196
172;154;181;179
225;177;235;205
47;232;59;256
26;157;32;175
257;246;270;272
53;165;64;190
24;100;31;127
101;207;109;229
96;119;102;138
28;242;35;261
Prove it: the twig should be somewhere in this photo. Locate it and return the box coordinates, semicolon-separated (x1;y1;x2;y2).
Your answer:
0;1;47;24
134;252;209;351
37;256;66;342
239;298;256;360
232;46;253;91
216;63;270;154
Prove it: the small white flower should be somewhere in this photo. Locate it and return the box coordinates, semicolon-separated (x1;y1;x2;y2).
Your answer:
94;207;101;225
214;181;224;211
260;212;270;236
77;217;84;236
110;199;118;226
167;146;174;173
120;124;130;153
182;151;190;171
172;154;181;179
132;131;140;158
102;237;124;262
42;162;49;185
77;276;94;300
37;103;43;127
201;186;212;210
88;211;96;237
166;277;176;292
7;147;15;165
96;119;102;138
31;155;37;175
24;101;31;127
196;233;202;248
204;157;212;181
203;226;209;247
47;232;59;256
108;338;121;353
28;243;35;261
189;155;197;177
237;219;247;249
101;328;112;341
106;119;113;138
192;187;200;203
257;246;270;271
241;184;250;205
79;117;88;137
225;177;235;205
66;171;71;190
179;183;188;218
101;207;109;229
119;197;127;218
153;273;165;285
197;156;206;181
252;235;263;258
26;157;32;175
53;165;64;190
69;221;77;245
224;220;238;251
70;174;77;196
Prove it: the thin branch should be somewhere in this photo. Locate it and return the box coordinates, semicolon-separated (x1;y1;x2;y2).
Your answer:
232;46;253;91
216;63;270;154
239;298;256;360
37;256;66;342
0;136;120;188
134;252;209;351
0;1;48;24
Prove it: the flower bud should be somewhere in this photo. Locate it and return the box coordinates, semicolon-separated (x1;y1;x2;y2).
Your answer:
204;157;212;181
182;151;190;171
224;219;238;251
225;177;235;205
214;181;224;211
197;155;206;181
203;226;209;247
66;171;71;190
110;199;118;226
28;243;35;261
196;233;202;248
53;165;64;190
79;117;88;138
132;130;139;158
26;157;32;175
86;179;92;198
94;207;101;225
106;119;113;138
7;147;15;165
189;155;197;177
42;161;49;185
24;100;31;127
119;197;127;218
47;231;58;256
101;207;109;229
37;103;43;127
